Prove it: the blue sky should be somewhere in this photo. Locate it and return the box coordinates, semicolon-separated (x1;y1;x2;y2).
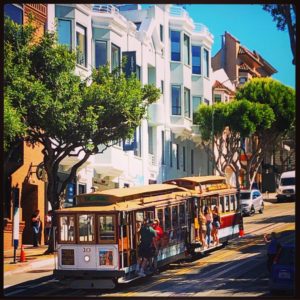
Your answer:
143;4;295;89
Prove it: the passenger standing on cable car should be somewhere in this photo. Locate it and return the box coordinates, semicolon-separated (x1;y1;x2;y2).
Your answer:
212;206;221;246
152;219;164;273
199;209;208;250
204;206;213;248
135;219;157;277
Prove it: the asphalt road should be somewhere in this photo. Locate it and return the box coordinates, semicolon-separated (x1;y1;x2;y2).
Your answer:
4;200;295;297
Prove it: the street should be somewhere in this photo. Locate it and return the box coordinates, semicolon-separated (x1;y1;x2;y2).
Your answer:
4;200;295;297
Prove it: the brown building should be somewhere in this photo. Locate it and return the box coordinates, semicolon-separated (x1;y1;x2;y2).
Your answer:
212;31;277;87
4;4;48;250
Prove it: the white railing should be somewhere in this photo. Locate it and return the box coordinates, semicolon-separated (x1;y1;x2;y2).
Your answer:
169;5;189;19
92;4;119;14
194;23;209;34
92;4;129;23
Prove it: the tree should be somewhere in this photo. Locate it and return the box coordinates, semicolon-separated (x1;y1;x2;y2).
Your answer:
235;78;295;188
4;18;160;252
263;4;296;65
194;99;275;189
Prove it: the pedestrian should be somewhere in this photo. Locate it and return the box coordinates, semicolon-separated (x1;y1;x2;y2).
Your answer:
31;209;41;247
44;210;52;245
135;219;157;277
199;209;208;250
264;232;281;272
204;206;213;248
212;206;221;246
151;219;164;273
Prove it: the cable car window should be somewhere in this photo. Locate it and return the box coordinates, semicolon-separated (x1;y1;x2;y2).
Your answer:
78;214;95;242
136;211;144;222
164;207;171;231
145;211;154;221
225;195;230;212
219;196;225;213
172;206;178;229
99;215;116;243
230;195;236;211
211;196;218;209
179;204;185;225
202;198;208;208
59;215;75;242
157;209;164;229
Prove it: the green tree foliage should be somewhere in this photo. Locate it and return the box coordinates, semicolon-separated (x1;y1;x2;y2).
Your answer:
194;99;274;188
4;18;160;214
235;78;295;187
263;4;296;65
4;96;26;152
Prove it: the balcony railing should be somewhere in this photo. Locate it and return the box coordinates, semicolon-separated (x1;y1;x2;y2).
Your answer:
92;4;128;23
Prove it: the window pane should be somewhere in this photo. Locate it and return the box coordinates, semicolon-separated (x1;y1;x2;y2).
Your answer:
171;31;180;61
172;85;181;115
179;204;185;226
4;4;23;24
214;94;222;103
172;206;178;228
183;34;190;65
111;43;120;71
184;88;190;118
193;96;202;122
160;24;164;42
164;207;171;231
95;40;107;68
220;196;225;213
225;196;230;212
99;215;115;241
230;195;236;211
76;24;87;67
136;65;141;81
79;214;95;242
157;209;164;229
58;19;71;49
203;48;209;77
176;144;180;170
59;215;75;242
192;45;201;74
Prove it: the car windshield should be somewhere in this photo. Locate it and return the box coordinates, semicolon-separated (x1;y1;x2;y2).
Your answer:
240;192;251;200
278;247;295;265
280;177;295;186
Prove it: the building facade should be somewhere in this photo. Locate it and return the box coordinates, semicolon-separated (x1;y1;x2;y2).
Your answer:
46;4;214;205
4;4;48;250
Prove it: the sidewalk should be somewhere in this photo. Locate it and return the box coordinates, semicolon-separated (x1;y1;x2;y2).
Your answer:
4;244;55;276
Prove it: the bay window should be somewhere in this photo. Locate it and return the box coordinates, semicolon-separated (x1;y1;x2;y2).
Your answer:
95;40;107;68
171;31;180;61
192;45;201;74
76;23;87;67
171;85;181;115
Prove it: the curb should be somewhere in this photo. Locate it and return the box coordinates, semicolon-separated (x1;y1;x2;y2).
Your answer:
4;257;56;277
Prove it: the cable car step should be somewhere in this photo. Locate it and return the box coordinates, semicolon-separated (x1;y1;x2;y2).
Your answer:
194;243;223;253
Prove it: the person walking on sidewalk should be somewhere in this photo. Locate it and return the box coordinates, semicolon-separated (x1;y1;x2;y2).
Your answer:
31;209;41;247
44;210;52;245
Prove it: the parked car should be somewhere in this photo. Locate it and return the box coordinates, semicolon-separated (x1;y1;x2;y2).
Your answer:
239;189;264;216
276;170;295;202
269;243;295;295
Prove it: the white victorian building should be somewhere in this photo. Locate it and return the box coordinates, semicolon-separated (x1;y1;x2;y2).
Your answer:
47;4;214;205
